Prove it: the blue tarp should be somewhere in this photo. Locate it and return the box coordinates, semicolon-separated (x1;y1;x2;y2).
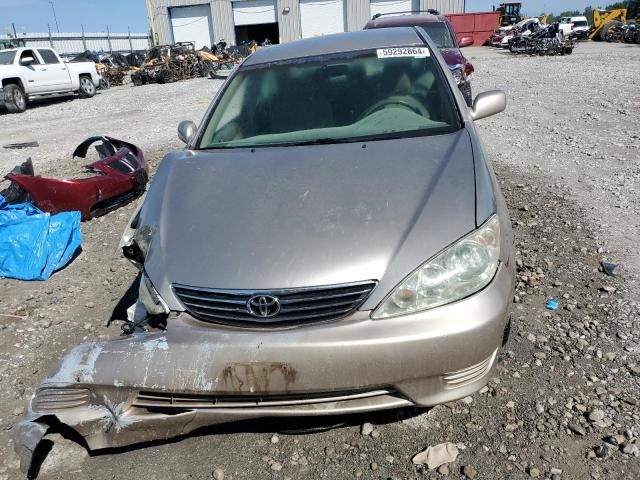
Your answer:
0;194;83;281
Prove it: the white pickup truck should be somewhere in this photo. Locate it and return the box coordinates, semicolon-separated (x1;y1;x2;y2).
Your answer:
0;47;99;113
559;16;590;39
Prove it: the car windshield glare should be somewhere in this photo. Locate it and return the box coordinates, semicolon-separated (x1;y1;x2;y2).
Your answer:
198;49;459;149
0;50;16;65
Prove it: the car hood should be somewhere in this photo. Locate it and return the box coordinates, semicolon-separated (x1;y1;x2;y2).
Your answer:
141;130;478;310
439;48;466;67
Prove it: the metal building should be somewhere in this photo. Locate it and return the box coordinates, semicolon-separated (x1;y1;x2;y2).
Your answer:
145;0;464;47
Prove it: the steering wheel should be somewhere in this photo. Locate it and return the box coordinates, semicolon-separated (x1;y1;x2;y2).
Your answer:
360;95;430;120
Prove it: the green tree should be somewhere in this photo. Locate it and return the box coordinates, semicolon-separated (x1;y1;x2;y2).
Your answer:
557;9;581;18
583;6;594;24
604;2;628;9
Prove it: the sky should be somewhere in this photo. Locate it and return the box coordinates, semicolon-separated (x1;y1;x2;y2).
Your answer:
1;0;603;35
1;0;149;35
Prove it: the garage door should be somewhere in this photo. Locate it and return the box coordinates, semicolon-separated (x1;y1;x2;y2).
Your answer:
232;0;276;26
170;5;213;50
370;0;413;19
300;0;345;38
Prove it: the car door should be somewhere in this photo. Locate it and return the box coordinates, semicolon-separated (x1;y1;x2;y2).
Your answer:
17;49;45;94
36;49;73;91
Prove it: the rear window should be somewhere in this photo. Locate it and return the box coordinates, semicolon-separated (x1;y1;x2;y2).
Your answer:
38;49;60;64
418;23;455;48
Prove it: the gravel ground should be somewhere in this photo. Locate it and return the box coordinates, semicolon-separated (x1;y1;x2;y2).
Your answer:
0;77;222;173
0;41;639;480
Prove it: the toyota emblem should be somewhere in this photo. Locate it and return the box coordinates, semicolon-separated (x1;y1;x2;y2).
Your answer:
247;295;280;318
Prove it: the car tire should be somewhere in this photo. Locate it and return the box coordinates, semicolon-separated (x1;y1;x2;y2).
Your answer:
78;75;96;98
600;21;622;41
3;84;27;113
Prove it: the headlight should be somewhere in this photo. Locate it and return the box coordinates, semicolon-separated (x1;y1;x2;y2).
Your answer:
449;65;464;85
139;272;169;315
372;215;500;319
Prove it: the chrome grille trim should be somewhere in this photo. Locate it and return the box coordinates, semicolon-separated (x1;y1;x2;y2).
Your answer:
133;387;397;409
172;281;377;326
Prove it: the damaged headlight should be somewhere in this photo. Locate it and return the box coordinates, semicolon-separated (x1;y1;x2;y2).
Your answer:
119;194;153;268
448;65;464;85
139;272;169;315
372;215;500;319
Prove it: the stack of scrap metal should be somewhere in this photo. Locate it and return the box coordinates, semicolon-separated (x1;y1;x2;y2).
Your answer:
131;41;258;86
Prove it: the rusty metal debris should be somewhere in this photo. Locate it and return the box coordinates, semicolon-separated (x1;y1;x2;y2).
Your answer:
97;65;127;87
131;41;257;86
3;141;39;149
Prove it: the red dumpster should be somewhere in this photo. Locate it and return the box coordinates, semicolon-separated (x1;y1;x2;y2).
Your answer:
445;12;501;46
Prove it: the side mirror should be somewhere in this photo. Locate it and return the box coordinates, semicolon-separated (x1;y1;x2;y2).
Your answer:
470;90;507;121
178;120;197;145
20;56;35;66
459;36;474;48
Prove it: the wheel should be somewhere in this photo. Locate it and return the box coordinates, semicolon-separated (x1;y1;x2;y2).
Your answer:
600;21;622;41
78;76;96;98
564;47;573;55
3;83;27;113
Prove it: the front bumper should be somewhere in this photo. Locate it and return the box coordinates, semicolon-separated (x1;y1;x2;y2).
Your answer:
15;264;513;470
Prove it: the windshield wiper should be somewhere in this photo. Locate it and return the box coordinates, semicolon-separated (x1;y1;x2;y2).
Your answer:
288;134;407;146
287;137;352;146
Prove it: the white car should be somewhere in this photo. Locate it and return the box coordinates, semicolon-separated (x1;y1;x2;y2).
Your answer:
0;47;99;113
501;18;541;47
559;16;590;39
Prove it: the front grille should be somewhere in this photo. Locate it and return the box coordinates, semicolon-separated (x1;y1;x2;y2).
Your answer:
133;387;397;409
173;281;376;326
33;388;90;412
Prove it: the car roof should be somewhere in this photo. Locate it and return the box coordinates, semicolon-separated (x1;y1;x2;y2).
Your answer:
570;16;588;20
243;27;425;66
365;13;445;29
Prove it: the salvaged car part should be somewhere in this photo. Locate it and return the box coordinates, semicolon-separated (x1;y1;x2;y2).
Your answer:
16;28;514;472
131;42;225;86
2;136;147;220
3;141;39;149
508;22;577;56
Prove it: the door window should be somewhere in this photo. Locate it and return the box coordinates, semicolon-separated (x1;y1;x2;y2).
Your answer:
37;49;60;64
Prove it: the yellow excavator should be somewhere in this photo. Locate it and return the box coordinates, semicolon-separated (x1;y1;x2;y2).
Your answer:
590;0;639;40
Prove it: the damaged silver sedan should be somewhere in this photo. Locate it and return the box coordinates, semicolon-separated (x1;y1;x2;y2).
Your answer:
16;27;515;470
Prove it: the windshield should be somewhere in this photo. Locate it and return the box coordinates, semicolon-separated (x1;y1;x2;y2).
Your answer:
0;51;16;65
573;20;588;27
198;49;459;149
420;23;455;48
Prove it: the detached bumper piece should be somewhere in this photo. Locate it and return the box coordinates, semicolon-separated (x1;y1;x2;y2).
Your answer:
2;136;147;220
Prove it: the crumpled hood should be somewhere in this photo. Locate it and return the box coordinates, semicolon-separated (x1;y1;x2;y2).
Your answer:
141;130;478;310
